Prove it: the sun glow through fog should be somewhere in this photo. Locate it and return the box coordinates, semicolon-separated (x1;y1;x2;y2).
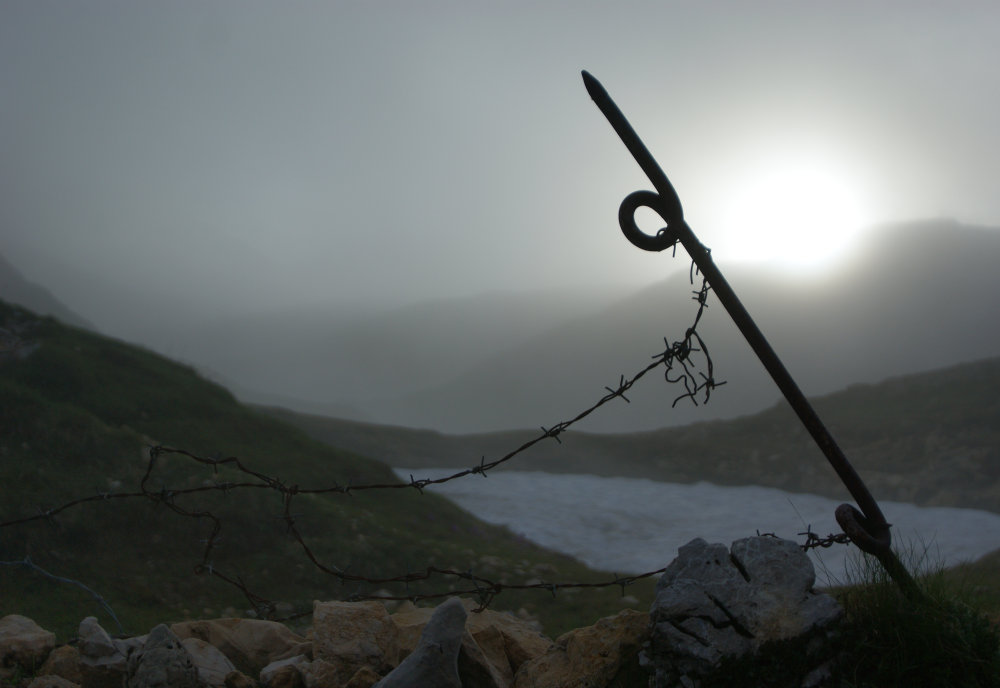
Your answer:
715;155;868;271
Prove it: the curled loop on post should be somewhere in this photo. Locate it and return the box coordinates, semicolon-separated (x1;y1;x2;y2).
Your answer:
835;503;892;556
618;190;683;252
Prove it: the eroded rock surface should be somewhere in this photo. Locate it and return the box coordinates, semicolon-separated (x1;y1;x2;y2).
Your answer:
373;597;466;688
644;536;843;687
513;608;649;688
0;614;55;670
125;624;199;688
171;617;309;678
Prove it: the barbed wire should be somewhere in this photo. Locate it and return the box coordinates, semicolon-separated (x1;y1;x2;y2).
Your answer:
799;529;853;550
0;556;124;634
1;257;845;621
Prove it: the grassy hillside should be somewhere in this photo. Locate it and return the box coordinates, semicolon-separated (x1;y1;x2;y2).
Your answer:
0;300;653;639
263;355;1000;512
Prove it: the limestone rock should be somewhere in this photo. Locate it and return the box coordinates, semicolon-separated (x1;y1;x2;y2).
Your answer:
181;637;237;686
312;601;399;684
343;665;382;688
26;676;80;688
0;615;55;671
373;598;465;688
299;658;379;688
455;622;508;688
77;617;118;660
392;599;552;688
298;658;339;688
645;536;843;688
393;601;505;688
512;609;648;688
267;665;303;688
114;635;148;657
172;618;308;677
260;655;309;688
77;617;128;688
125;624;199;688
464;603;552;682
39;644;83;685
223;670;257;688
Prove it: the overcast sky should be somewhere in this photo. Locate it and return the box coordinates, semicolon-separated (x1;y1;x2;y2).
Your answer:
3;1;1000;325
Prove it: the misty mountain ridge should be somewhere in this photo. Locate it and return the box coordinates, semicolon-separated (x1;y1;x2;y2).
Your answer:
0;253;94;330
4;219;999;434
275;218;1000;433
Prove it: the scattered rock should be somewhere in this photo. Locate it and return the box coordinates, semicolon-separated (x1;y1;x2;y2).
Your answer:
77;618;118;660
0;614;56;670
77;618;128;688
393;601;505;688
301;657;384;688
644;536;843;688
455;621;509;688
181;637;237;686
392;599;552;688
513;609;648;688
298;658;341;688
39;645;83;685
260;654;309;688
464;604;552;676
312;601;399;684
223;669;257;688
114;635;148;658
267;665;303;688
125;624;199;688
373;598;465;688
172;618;308;677
343;665;382;688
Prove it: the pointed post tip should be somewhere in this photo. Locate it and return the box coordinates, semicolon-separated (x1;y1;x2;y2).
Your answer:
581;70;603;100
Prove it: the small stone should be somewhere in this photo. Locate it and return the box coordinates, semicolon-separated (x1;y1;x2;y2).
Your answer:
224;670;257;688
392;598;552;688
77;618;128;688
513;609;648;688
78;617;118;660
373;597;466;688
172;618;308;677
343;665;382;688
260;655;309;688
125;624;199;688
39;645;82;685
312;601;399;684
265;664;303;688
0;615;56;670
181;637;237;686
300;658;345;688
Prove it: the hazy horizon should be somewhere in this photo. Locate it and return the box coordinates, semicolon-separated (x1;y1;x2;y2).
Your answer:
4;3;1000;432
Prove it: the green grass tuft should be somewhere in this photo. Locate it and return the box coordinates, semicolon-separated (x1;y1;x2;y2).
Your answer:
833;542;1000;687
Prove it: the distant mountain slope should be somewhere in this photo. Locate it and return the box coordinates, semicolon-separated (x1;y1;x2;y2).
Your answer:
154;283;634;421
23;220;998;435
0;252;94;330
0;300;643;638
262;355;1000;513
371;220;1000;432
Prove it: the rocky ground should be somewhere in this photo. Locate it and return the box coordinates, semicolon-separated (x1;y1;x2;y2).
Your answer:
0;598;647;688
0;535;855;688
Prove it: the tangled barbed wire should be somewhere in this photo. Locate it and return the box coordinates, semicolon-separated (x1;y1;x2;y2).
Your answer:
1;256;846;621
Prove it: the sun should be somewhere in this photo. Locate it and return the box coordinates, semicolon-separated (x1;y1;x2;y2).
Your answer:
713;155;868;271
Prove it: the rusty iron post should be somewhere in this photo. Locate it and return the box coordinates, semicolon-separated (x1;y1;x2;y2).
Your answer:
582;70;920;597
